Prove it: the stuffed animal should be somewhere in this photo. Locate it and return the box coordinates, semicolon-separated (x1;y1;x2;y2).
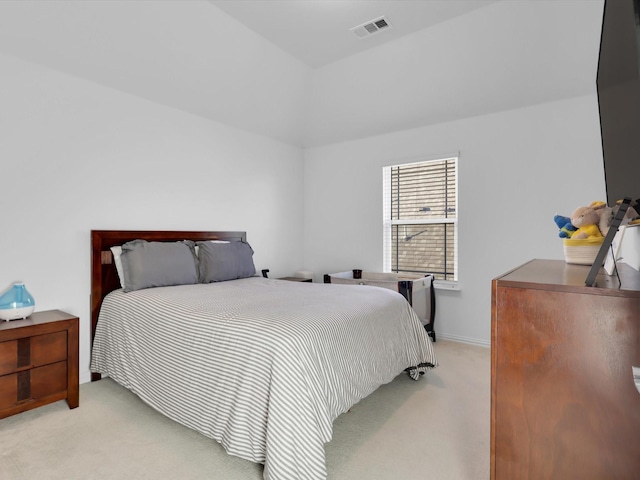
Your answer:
553;214;578;238
586;201;613;236
598;200;640;235
571;205;604;239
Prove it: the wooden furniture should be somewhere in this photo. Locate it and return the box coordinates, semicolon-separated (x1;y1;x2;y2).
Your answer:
491;259;640;479
0;310;79;419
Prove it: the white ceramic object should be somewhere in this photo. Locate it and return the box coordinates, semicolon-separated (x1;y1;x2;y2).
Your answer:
0;305;35;321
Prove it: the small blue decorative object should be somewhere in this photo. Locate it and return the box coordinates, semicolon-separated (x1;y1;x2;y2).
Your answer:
0;283;35;321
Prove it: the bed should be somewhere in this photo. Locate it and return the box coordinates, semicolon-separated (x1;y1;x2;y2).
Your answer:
89;230;437;480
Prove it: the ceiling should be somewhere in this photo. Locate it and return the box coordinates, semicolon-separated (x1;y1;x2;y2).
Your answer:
209;0;499;68
0;1;603;147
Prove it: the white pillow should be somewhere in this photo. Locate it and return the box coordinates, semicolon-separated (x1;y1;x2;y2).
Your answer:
110;246;125;289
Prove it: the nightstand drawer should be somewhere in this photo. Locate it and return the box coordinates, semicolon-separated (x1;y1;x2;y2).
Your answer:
0;330;67;376
0;373;17;410
31;361;67;398
31;331;67;367
0;361;67;411
0;340;18;376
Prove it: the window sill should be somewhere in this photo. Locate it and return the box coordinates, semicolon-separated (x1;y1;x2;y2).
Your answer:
434;280;461;291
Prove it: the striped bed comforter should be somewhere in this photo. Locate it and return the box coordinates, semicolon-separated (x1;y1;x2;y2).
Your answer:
90;277;437;480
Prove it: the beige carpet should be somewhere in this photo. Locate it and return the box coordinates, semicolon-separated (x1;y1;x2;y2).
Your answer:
0;340;490;480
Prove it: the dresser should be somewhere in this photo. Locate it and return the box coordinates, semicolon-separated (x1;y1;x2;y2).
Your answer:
0;310;79;419
491;259;640;479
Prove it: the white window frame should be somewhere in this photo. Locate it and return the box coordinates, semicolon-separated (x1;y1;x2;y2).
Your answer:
383;155;459;289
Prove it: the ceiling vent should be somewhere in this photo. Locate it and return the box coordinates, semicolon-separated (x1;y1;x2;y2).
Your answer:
350;16;391;39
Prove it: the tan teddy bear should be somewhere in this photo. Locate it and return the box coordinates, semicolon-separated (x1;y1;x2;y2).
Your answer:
570;205;604;239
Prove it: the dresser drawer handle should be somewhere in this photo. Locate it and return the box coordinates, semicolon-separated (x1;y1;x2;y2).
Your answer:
633;366;640;395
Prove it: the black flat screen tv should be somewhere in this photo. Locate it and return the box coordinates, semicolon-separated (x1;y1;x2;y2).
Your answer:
596;0;640;207
586;0;640;286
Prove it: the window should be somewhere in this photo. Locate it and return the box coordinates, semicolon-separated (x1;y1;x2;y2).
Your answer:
383;156;458;283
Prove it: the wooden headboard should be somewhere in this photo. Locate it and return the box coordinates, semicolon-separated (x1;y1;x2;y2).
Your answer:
90;230;246;379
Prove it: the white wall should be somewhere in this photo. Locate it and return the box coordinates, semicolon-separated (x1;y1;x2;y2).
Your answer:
303;95;606;345
0;54;305;382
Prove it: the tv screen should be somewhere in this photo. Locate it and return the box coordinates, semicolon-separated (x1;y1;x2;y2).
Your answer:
596;0;640;206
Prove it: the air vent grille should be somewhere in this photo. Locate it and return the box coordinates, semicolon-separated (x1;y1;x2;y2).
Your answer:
374;18;388;29
350;16;391;39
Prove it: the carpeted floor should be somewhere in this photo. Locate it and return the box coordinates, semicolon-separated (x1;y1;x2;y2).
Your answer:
0;340;490;480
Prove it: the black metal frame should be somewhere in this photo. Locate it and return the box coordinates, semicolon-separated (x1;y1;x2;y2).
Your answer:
585;197;632;287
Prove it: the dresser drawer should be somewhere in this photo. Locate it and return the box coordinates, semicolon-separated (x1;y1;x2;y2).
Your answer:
0;361;67;411
0;330;67;376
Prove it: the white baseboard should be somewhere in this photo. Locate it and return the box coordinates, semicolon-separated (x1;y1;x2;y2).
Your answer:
436;332;490;348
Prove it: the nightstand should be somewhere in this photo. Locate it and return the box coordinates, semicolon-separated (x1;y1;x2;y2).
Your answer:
0;310;79;419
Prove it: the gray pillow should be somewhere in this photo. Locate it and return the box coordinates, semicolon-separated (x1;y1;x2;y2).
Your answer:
197;240;256;283
120;240;198;292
